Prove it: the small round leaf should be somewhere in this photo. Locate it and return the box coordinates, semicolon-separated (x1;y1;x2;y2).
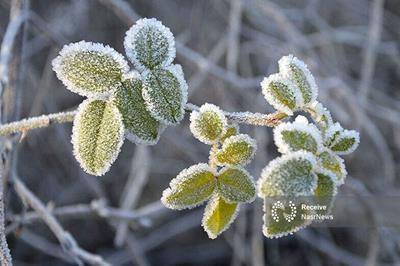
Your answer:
317;150;347;185
217;166;256;203
216;134;257;166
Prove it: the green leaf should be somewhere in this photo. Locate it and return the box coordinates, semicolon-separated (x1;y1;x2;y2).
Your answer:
263;198;312;238
124;18;175;71
309;102;333;133
161;164;216;210
329;129;360;155
258;151;317;197
220;123;239;142
111;73;162;145
52;41;128;98
72;99;124;176
217;167;256;203
279;54;318;105
216;134;257;166
261;73;301;115
274;116;322;154
142;65;188;125
189;103;227;144
313;173;337;215
202;194;239;239
317;151;347;185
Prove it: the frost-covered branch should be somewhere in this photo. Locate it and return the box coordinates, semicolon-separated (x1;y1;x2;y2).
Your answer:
12;176;111;266
0;110;76;136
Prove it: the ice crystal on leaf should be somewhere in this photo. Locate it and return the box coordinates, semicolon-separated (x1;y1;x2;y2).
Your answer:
329;129;360;155
72;99;125;176
124;18;175;72
258;151;318;198
161;163;216;210
216;134;257;166
278;54;318;105
261;73;302;115
217;166;256;203
111;74;162;145
142;65;188;125
274;116;322;154
52;41;128;98
190;103;227;145
317;150;347;185
202;194;239;239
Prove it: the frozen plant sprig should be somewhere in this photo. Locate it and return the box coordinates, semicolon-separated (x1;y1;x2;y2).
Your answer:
161;103;257;239
51;18;188;176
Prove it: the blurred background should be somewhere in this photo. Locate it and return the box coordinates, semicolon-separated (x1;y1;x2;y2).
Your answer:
0;0;399;265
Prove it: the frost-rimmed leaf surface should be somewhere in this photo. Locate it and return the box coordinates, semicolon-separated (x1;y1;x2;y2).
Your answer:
329;129;360;155
274;116;322;154
72;99;124;176
278;54;318;105
317;150;347;185
142;65;187;124
313;173;337;214
263;198;312;239
220;123;239;142
190;103;227;145
261;73;302;115
111;73;162;145
310;102;333;132
217;166;256;203
216;134;257;166
161;163;216;210
202;194;239;239
52;41;128;98
124;18;175;72
258;151;317;197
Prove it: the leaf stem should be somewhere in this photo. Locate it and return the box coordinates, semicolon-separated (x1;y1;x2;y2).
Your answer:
0;103;287;137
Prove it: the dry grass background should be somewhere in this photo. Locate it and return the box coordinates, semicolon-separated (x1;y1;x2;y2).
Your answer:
0;0;399;265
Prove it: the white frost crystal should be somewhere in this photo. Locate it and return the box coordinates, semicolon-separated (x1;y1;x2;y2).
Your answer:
329;129;360;155
216;134;257;166
258;151;318;197
72;99;125;176
124;18;176;72
190;103;228;145
261;73;302;115
142;65;187;125
273;115;322;154
52;41;128;98
278;54;318;105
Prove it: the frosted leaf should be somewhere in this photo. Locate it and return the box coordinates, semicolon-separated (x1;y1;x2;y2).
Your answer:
142;65;187;124
161;163;216;210
278;54;318;105
217;166;256;203
72;99;125;176
324;122;343;147
263;198;312;238
274;116;322;154
220;123;239;142
329;129;360;155
111;74;162;145
310;102;333;132
261;73;302;115
52;41;128;98
258;151;318;197
313;173;337;214
216;134;257;166
202;194;239;239
317;150;347;185
189;103;227;145
124;18;175;72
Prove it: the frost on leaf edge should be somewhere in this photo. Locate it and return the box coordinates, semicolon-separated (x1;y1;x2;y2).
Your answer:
52;41;129;98
161;163;216;210
124;17;176;72
71;98;125;176
216;134;257;166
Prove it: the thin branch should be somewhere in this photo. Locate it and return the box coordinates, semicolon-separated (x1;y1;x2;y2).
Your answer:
0;156;12;266
12;176;111;266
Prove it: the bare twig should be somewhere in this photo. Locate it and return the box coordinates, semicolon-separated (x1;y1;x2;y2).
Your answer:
0;154;12;265
12;176;111;266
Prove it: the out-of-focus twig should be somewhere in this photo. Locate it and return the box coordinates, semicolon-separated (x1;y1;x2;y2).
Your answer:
12;176;111;266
